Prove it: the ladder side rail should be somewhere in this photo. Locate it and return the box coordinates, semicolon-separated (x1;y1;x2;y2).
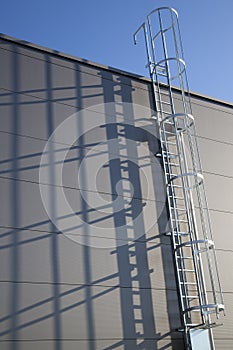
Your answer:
177;111;224;320
156;81;205;327
147;15;164;118
153;82;193;323
159;62;207;323
156;10;195;238
134;8;225;349
171;10;192;115
168;123;205;331
179;115;221;325
184;118;220;309
144;19;173;120
190;121;224;308
156;10;196;222
153;9;206;327
152;92;190;320
166;154;195;316
169;8;222;318
148;17;192;302
157;9;176;115
147;16;157;76
159;120;189;321
157;66;218;330
191;163;218;310
155;10;193;250
142;17;198;328
171;10;223;312
177;132;209;313
146;21;185;301
134;13;211;325
146;17;191;316
160;115;211;328
186;124;224;311
147;17;173;119
174;11;194;116
174;130;209;324
146;16;179;208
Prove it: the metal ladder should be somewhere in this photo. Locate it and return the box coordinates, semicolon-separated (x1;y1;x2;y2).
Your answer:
134;7;225;350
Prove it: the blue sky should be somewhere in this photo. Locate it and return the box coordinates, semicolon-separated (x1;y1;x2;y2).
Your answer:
1;0;233;102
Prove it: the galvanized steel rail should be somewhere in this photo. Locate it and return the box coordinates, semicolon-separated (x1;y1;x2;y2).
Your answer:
134;7;224;350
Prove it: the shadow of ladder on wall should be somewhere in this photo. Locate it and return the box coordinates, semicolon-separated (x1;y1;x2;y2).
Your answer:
100;79;158;349
134;7;225;350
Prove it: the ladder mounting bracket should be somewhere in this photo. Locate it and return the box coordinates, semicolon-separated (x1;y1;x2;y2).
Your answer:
163;232;172;237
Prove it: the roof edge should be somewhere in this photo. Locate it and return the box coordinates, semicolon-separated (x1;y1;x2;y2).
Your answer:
0;33;233;109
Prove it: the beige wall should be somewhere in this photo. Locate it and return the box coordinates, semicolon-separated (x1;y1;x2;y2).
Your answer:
0;35;232;350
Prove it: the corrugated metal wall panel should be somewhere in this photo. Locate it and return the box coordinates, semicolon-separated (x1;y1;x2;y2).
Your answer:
0;36;232;350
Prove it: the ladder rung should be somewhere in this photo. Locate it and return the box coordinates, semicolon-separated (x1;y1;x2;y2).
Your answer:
155;90;170;96
177;243;198;248
162;151;178;156
172;219;188;223
165;173;179;177
168;184;183;188
157;72;168;77
160;91;171;96
161;140;177;145
157;107;172;111
169;195;184;200
178;269;195;272
174;232;191;237
160;111;172;115
164;162;179;167
163;132;178;137
155;89;170;96
170;207;186;211
182;295;199;299
162;130;176;135
160;101;171;105
180;282;196;284
186;323;203;327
